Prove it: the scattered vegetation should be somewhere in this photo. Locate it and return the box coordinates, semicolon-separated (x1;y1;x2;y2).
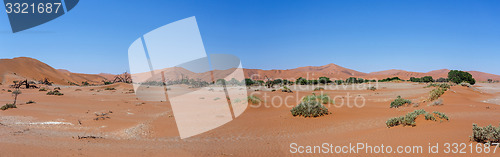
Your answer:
386;109;449;128
39;88;47;91
390;96;412;108
54;87;61;90
448;70;476;85
470;124;500;144
47;90;64;96
247;95;262;104
291;94;331;118
105;87;116;90
7;90;11;92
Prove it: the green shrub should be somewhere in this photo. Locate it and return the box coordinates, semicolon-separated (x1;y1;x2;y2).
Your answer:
7;90;12;92
302;93;334;104
47;90;64;96
291;99;330;118
282;86;293;93
105;87;116;90
448;70;475;85
386;110;448;128
247;95;262;104
429;87;447;101
433;111;449;120
26;100;36;104
54;87;61;90
424;113;436;121
471;124;500;144
390;96;412;108
1;103;16;110
39;88;47;91
313;87;325;91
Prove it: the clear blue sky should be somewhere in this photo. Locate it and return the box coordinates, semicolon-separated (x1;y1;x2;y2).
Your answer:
1;0;499;75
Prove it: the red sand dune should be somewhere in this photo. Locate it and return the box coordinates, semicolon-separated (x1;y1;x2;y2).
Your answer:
2;57;500;86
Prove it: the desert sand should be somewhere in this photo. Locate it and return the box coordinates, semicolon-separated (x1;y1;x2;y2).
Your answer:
0;57;499;156
0;81;498;156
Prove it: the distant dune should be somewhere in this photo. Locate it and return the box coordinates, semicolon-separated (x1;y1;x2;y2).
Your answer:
0;57;105;85
1;57;499;85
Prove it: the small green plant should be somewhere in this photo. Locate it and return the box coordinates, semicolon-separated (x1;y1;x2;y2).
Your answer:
313;87;325;91
282;86;293;93
390;96;412;108
54;87;61;90
213;97;221;101
424;113;436;121
291;99;330;118
39;88;47;91
247;95;262;104
1;103;16;110
470;124;500;144
429;87;447;101
105;87;116;90
26;100;36;104
7;90;12;92
433;111;449;120
47;90;64;96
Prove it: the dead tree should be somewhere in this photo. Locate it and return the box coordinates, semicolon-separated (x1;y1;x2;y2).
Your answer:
112;72;132;83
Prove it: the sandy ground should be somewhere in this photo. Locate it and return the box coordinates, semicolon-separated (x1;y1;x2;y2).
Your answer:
0;82;498;156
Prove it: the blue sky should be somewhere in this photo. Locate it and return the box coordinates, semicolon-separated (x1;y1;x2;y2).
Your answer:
1;0;499;75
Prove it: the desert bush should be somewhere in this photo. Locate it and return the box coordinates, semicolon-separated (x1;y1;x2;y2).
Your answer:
291;99;330;118
247;95;262;104
282;86;293;93
54;87;61;90
367;86;377;91
436;77;448;82
425;113;436;121
7;90;12;92
313;87;325;91
105;87;116;90
39;88;47;91
390;96;412;108
448;70;475;85
471;124;500;144
386;109;447;128
429;87;447;101
421;76;434;83
26;100;36;104
1;103;16;110
433;111;449;120
459;82;471;87
302;93;334;104
428;99;444;106
47;90;64;96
